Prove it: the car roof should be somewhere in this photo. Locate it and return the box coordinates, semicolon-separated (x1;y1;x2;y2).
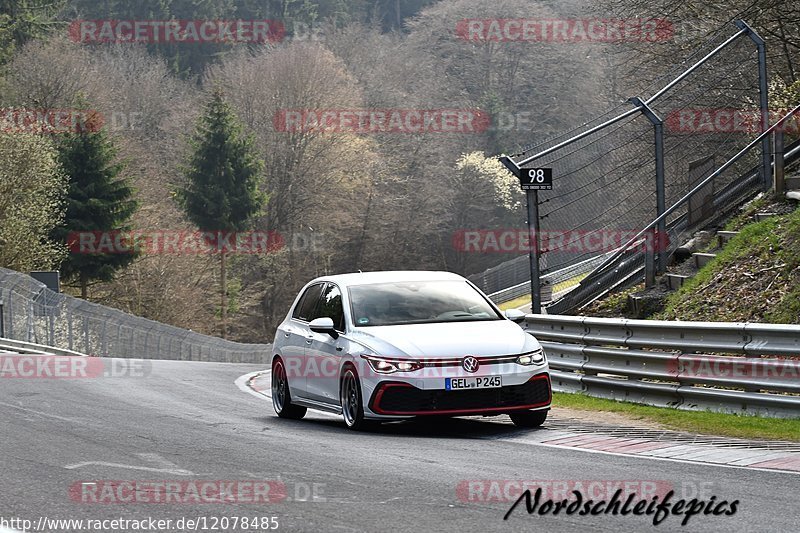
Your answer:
311;270;467;287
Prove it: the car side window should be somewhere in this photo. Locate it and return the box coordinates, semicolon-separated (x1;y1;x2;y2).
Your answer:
318;283;345;332
292;283;324;322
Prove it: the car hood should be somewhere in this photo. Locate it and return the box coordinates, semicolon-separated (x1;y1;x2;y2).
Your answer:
347;320;541;359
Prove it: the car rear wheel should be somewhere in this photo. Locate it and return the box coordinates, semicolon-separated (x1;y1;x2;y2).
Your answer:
340;366;371;431
272;358;307;420
510;409;547;428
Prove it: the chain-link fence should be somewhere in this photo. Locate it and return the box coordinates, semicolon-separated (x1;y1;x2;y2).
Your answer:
473;21;790;310
0;267;271;363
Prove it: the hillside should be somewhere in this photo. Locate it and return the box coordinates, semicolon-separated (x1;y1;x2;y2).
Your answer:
657;197;800;323
584;192;800;323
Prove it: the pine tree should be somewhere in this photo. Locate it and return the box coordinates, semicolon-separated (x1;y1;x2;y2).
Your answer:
51;113;139;299
179;89;265;338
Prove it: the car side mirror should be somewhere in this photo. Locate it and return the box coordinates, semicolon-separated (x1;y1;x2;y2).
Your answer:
504;309;526;324
309;317;339;338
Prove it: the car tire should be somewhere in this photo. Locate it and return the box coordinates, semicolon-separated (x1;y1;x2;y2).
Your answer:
272;358;307;420
510;409;547;428
340;365;372;431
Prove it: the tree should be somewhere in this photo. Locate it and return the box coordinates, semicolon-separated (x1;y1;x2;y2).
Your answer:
179;89;265;338
0;126;67;271
52;113;139;299
0;0;65;65
599;0;800;90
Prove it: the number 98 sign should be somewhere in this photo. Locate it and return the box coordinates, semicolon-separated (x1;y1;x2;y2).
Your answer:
518;168;553;191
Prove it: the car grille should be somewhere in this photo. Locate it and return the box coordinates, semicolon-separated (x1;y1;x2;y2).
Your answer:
370;374;551;415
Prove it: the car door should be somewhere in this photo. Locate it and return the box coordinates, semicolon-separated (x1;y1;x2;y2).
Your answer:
279;282;324;399
304;282;347;403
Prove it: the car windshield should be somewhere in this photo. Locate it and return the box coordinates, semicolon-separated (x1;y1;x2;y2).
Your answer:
348;280;503;326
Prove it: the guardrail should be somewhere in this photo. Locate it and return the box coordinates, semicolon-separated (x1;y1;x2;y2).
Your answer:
0;267;272;364
525;314;800;419
0;337;89;357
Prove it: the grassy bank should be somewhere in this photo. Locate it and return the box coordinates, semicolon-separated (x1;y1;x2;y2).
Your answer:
553;392;800;441
657;202;800;323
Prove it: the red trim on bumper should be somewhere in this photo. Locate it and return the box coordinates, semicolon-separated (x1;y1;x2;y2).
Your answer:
370;373;552;416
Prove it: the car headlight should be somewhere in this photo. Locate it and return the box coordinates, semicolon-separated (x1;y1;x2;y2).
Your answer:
361;355;424;374
516;349;546;366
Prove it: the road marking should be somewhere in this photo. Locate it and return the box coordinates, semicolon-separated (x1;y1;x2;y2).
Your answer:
236;370;341;420
235;373;800;474
235;370;272;402
494;435;800;475
0;401;77;422
65;453;194;475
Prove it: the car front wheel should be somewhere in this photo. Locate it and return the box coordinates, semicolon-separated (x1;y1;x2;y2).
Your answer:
340;366;371;431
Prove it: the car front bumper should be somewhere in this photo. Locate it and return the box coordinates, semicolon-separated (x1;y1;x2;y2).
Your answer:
364;371;551;418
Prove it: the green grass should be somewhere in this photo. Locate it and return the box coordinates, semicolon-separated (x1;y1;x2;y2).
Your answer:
657;202;800;322
498;295;532;311
496;274;588;311
585;283;644;317
723;195;769;232
553;392;800;441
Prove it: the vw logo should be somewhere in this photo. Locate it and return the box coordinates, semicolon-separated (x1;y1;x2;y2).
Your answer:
462;356;480;373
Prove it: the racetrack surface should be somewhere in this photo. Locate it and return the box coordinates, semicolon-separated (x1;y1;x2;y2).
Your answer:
1;359;798;532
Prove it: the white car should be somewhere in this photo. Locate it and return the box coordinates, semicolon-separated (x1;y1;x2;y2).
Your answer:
270;271;551;430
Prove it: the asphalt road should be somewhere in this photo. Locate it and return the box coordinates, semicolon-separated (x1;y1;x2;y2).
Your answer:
1;358;798;532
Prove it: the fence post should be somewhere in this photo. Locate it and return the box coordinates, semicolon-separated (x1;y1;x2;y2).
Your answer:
101;320;108;357
737;20;771;191
7;291;12;339
67;309;73;350
774;122;785;194
27;300;34;342
645;232;656;288
83;317;89;353
632;97;667;276
526;190;542;314
0;293;4;338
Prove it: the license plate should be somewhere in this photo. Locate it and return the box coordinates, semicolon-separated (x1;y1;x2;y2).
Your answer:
445;376;502;390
